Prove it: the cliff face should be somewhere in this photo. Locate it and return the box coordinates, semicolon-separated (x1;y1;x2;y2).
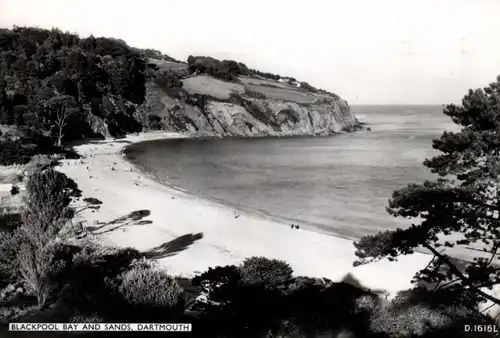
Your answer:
139;71;358;137
198;99;356;137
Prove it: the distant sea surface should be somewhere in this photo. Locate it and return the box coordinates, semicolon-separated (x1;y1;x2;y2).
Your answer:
125;105;457;239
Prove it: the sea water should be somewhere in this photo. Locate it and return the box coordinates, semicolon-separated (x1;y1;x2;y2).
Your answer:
125;105;457;239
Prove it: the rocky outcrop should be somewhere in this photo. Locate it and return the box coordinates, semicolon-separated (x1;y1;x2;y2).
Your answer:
139;80;358;137
85;113;112;139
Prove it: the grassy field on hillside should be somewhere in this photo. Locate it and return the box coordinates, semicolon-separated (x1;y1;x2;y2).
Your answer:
182;75;317;103
238;76;293;89
182;75;245;100
246;84;315;103
148;58;188;71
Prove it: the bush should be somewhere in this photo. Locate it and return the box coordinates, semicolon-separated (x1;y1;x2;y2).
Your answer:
299;81;317;92
0;139;32;165
153;69;183;97
285;276;332;294
0;229;25;283
276;108;300;125
248;69;281;80
0;207;22;233
369;302;452;337
192;264;286;337
192;265;241;306
240;257;293;291
116;265;184;309
111;264;186;321
147;114;161;124
147;114;163;130
24;167;81;229
242;101;279;131
187;55;250;81
244;88;267;99
10;185;19;195
150;121;163;130
358;288;489;338
57;244;142;318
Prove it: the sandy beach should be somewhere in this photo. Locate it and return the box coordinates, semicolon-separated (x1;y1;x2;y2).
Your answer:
57;132;433;298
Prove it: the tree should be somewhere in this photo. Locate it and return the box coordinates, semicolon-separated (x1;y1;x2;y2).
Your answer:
354;75;500;307
16;167;80;306
240;257;294;291
0;26;147;150
43;95;79;147
54;103;73;147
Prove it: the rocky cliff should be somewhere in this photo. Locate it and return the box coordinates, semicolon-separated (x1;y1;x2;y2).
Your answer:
138;59;359;137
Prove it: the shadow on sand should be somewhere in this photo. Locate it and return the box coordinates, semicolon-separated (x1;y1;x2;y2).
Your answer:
86;210;152;235
143;233;204;259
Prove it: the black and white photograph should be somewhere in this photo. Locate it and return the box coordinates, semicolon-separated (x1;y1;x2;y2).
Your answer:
1;0;500;337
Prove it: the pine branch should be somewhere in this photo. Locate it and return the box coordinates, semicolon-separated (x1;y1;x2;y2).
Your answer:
435;278;460;291
422;242;500;306
487;241;500;267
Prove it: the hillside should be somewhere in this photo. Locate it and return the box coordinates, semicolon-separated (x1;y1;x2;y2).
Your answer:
0;26;359;162
139;56;359;137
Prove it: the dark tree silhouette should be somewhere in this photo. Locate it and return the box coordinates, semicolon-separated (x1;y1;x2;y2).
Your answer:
354;76;500;307
0;26;146;145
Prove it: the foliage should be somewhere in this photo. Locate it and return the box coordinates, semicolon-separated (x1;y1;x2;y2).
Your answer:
248;69;281;81
240;256;294;291
0;167;84;306
136;48;180;63
191;262;378;338
354;75;500;307
0;128;60;165
57;244;142;319
277;108;300;125
0;138;31;165
152;68;183;97
15;167;82;306
56;247;186;322
356;287;496;338
0;207;22;233
192;265;242;306
244;88;267;99
17;240;63;307
147;114;162;130
299;81;317;92
285;276;332;294
116;265;184;309
187;55;249;81
227;94;280;131
164;105;198;132
24;167;80;229
192;264;284;337
187;55;285;83
0;26;146;147
189;258;498;337
185;93;210;111
0;229;24;283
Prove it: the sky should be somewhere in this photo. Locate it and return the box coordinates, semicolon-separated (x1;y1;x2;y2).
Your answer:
1;0;500;105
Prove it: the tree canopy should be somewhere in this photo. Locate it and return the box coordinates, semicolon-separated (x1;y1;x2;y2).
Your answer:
0;26;146;143
354;75;500;307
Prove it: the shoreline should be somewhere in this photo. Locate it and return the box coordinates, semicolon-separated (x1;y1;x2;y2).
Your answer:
124;143;359;242
58;131;433;298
